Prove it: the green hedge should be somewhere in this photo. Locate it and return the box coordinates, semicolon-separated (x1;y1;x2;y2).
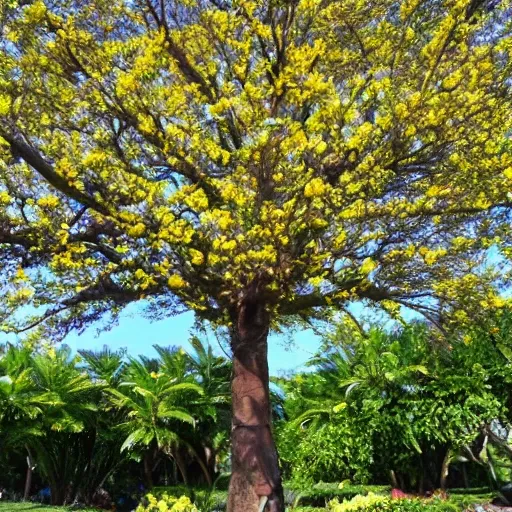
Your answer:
149;484;495;511
447;487;491;495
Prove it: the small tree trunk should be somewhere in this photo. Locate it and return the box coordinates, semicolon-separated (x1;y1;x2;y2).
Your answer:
462;464;469;488
440;449;452;490
390;470;398;489
51;485;66;506
187;445;213;486
23;445;34;501
205;446;216;479
227;298;284;512
143;452;154;489
174;449;189;485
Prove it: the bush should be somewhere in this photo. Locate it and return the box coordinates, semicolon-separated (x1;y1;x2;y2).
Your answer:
136;493;198;512
328;494;461;512
278;418;374;484
151;486;227;510
288;483;390;507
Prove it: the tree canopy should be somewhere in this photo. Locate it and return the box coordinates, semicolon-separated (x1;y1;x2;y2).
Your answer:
0;0;511;336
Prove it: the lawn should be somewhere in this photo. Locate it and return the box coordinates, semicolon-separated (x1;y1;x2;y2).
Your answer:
0;504;98;511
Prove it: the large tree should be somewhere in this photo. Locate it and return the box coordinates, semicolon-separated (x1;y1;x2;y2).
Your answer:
0;0;511;509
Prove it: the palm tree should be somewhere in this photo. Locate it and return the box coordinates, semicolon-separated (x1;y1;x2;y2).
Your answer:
77;346;128;505
182;338;232;484
79;345;127;386
107;355;203;488
26;346;100;505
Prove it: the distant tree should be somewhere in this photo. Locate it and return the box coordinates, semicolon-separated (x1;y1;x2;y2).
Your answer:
0;0;511;509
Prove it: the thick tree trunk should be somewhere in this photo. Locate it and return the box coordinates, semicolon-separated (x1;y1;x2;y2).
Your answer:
227;299;284;512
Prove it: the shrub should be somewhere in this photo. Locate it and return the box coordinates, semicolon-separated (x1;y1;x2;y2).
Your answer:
151;486;227;510
136;493;198;512
288;483;390;507
328;494;461;512
278;417;374;484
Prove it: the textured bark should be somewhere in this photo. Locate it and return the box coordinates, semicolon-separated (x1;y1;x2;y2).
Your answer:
227;298;284;512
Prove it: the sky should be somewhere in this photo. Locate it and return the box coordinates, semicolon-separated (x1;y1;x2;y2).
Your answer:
55;300;402;375
60;304;325;376
0;298;412;375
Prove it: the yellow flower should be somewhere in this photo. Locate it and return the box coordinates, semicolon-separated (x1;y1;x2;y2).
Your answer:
0;95;12;116
304;177;327;198
128;223;146;238
360;258;377;274
189;249;204;266
221;239;237;251
168;275;187;289
0;191;12;206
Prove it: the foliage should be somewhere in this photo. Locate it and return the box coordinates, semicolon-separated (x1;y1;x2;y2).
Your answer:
0;339;230;502
277;319;507;489
108;356;201;452
278;414;374;484
153;486;228;512
136;493;198;512
328;494;460;512
287;483;391;508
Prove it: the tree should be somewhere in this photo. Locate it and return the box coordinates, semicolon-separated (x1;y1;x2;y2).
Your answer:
107;355;203;488
0;0;511;509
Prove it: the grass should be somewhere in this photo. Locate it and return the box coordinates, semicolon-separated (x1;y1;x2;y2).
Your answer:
0;503;98;511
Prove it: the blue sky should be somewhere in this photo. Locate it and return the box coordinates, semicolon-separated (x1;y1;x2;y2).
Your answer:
0;299;409;375
60;305;324;376
58;300;400;375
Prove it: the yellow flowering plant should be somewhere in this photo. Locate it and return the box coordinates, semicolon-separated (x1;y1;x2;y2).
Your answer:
136;493;198;512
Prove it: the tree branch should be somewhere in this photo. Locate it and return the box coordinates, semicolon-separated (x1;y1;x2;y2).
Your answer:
0;129;109;215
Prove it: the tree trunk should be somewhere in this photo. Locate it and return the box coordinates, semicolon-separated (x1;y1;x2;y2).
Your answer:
50;485;66;506
143;451;154;489
174;449;189;485
462;464;469;488
227;298;284;512
205;446;216;480
440;448;451;490
23;445;34;501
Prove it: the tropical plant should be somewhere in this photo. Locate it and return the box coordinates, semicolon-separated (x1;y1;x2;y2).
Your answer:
278;321;504;490
328;494;460;512
107;354;203;488
184;337;231;483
